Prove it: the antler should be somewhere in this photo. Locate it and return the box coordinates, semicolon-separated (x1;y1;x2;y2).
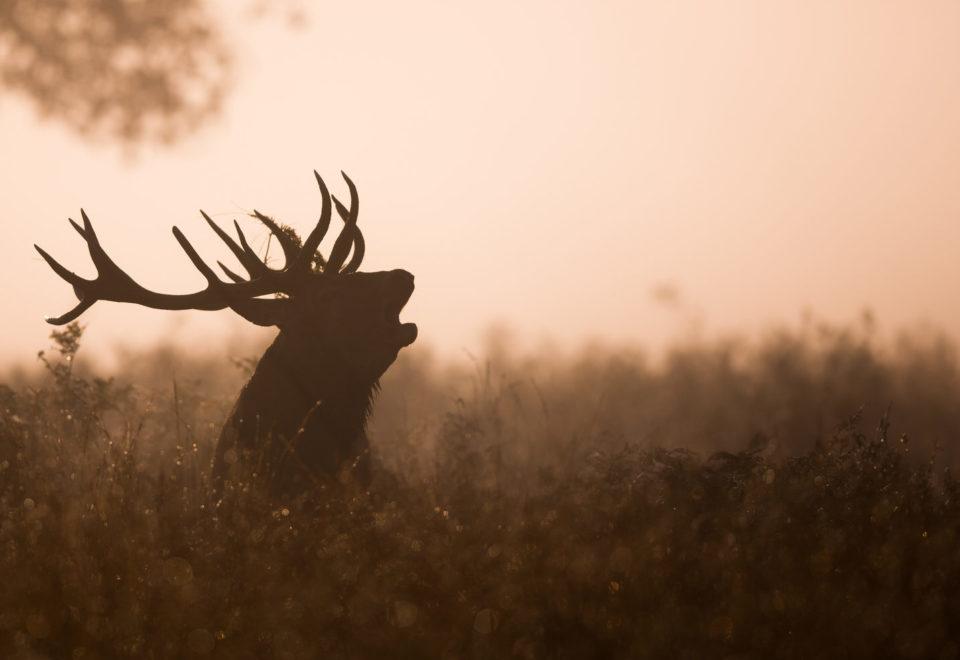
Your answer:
327;172;365;275
35;171;367;327
202;170;365;282
34;209;284;325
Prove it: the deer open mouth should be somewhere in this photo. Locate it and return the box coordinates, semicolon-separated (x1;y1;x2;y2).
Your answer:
383;308;417;347
382;271;417;348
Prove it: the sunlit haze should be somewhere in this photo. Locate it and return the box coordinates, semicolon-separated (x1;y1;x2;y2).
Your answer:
3;0;958;367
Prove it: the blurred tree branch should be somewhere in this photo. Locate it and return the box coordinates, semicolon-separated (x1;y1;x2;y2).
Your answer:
0;0;231;145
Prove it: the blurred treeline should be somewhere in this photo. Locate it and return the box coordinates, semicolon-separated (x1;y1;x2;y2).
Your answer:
10;315;956;471
0;319;959;657
375;317;960;473
0;0;231;144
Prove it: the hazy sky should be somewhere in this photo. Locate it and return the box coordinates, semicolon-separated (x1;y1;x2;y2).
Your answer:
2;0;958;366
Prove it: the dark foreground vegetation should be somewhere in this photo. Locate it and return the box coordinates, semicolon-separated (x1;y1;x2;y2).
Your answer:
1;320;959;658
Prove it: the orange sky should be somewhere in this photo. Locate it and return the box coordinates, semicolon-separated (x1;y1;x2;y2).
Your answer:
2;0;958;367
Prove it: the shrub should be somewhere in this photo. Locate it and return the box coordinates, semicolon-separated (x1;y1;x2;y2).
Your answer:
0;322;957;658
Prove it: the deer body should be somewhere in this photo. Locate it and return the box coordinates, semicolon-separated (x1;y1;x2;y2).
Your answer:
36;171;417;495
212;331;380;490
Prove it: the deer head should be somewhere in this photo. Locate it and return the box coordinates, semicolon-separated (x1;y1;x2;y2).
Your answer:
34;172;418;389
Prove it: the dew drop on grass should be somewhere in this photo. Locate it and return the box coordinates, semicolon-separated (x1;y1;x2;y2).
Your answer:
473;608;499;635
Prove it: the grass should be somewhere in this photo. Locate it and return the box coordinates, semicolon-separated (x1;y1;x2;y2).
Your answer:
1;321;959;658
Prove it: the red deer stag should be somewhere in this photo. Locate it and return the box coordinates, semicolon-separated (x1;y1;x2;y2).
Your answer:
34;171;417;495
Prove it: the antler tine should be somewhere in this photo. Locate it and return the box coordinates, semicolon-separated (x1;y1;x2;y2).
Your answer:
200;210;269;279
293;171;333;273
325;171;360;274
233;220;270;278
217;261;247;283
332;191;365;274
45;298;96;325
34;244;85;289
251;210;300;269
76;209;148;289
335;174;364;273
341;228;365;274
76;209;111;271
78;209;117;267
171;226;223;287
79;209;97;241
68;217;87;239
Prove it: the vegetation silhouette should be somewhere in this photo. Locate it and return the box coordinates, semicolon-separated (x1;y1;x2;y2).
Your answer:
33;172;417;496
0;322;958;657
0;0;230;144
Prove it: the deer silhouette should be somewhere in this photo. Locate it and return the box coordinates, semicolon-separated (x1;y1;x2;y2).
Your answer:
34;171;417;495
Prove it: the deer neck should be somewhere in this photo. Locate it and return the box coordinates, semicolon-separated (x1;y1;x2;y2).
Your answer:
230;333;377;446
